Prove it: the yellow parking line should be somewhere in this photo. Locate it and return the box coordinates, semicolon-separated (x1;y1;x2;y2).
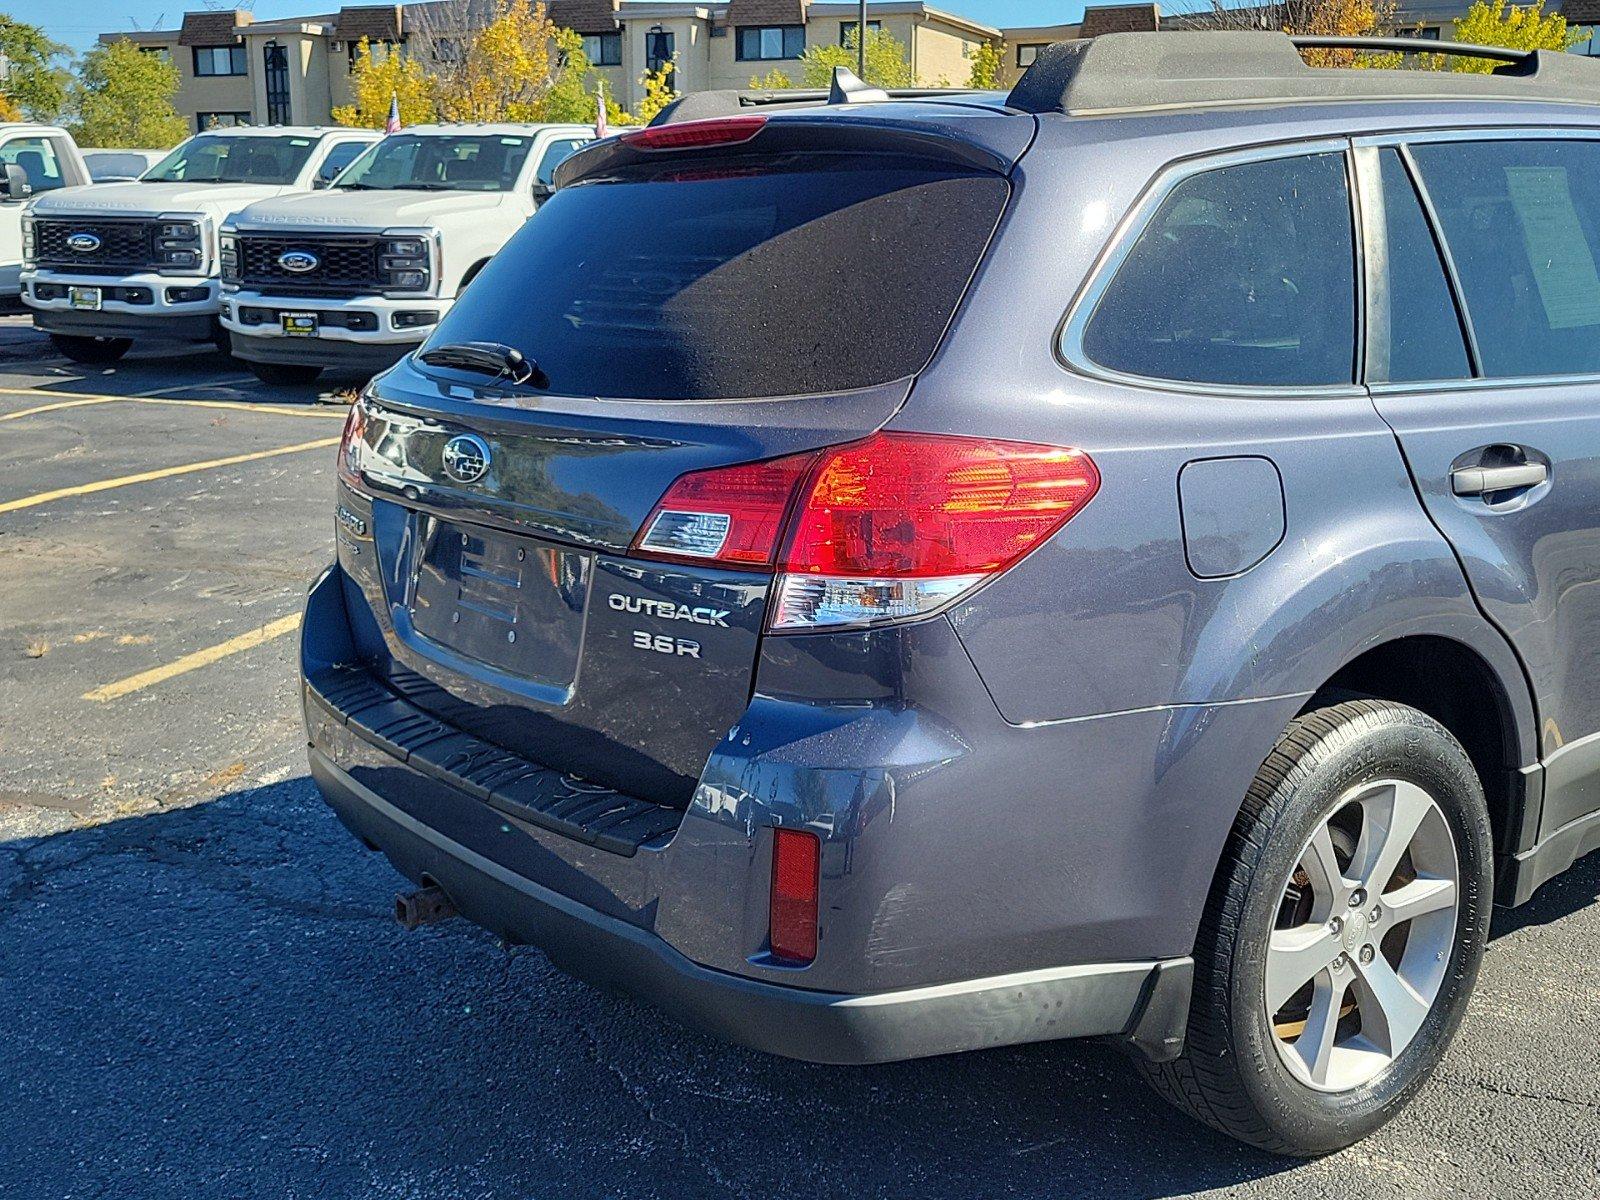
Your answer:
0;435;338;516
124;395;348;420
0;388;346;420
83;613;302;703
0;396;123;422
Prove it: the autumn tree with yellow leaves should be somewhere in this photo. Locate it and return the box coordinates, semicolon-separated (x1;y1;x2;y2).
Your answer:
334;0;629;129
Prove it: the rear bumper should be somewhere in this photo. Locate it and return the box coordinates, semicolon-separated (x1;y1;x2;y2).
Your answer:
313;747;1190;1065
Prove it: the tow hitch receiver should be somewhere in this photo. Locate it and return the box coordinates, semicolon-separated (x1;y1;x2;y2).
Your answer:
394;885;457;930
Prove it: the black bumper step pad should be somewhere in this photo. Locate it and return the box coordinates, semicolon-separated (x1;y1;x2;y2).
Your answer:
306;665;685;857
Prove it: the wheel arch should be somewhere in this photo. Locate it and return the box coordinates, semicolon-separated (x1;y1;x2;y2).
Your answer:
458;257;491;294
1301;631;1539;865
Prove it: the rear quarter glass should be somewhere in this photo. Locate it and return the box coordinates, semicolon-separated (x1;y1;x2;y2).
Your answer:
422;154;1010;400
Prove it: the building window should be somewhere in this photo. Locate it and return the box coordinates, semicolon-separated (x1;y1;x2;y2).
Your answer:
197;111;252;131
583;32;622;66
140;46;172;61
1416;26;1441;39
737;25;804;60
839;19;880;45
1016;43;1046;68
349;39;400;65
192;44;247;76
645;28;675;74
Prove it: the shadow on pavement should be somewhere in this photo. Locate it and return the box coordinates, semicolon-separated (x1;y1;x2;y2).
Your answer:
4;779;1594;1198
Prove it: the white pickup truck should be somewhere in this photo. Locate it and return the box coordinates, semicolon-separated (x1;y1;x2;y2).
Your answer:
21;126;380;363
219;123;592;384
0;124;92;297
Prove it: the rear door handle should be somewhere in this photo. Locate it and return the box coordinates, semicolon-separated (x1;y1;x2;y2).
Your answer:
1450;462;1548;496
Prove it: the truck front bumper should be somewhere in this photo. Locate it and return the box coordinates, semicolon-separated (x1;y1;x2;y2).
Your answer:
23;269;219;340
221;290;445;371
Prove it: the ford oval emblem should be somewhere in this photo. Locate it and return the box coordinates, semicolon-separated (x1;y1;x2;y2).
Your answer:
66;232;102;253
441;434;491;484
278;250;320;273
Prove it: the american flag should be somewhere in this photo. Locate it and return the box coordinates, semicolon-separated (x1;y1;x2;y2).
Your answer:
595;79;608;139
385;94;401;134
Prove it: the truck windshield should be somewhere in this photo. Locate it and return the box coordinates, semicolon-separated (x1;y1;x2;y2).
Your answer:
334;134;533;192
143;135;318;185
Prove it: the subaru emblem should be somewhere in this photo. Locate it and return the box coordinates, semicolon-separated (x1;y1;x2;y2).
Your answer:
441;434;491;484
66;232;101;253
278;249;320;273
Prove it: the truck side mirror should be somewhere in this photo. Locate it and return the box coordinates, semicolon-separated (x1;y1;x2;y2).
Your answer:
3;162;32;202
531;181;554;203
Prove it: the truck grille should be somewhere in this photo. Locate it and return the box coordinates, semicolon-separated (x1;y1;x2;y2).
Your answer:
33;218;158;273
238;234;382;296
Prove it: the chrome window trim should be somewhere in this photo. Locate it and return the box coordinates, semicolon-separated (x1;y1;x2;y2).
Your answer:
1057;137;1367;399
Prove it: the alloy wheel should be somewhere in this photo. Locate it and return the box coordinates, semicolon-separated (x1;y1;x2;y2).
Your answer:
1265;778;1461;1092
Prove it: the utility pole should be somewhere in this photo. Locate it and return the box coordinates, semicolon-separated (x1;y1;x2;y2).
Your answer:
857;0;867;79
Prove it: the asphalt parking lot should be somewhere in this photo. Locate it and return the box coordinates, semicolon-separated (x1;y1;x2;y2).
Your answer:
0;311;1595;1200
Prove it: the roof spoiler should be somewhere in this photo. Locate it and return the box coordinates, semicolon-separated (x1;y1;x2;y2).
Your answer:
1005;32;1600;117
648;67;985;127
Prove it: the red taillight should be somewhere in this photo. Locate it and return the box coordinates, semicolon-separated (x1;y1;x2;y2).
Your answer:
632;450;817;568
338;399;366;487
770;828;820;965
632;433;1099;628
782;433;1100;578
621;116;767;152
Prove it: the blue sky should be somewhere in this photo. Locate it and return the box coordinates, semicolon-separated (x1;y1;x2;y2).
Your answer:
14;0;1087;53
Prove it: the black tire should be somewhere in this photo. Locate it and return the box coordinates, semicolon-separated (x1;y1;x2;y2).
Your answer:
246;361;323;386
49;333;132;364
211;322;236;360
1140;699;1493;1155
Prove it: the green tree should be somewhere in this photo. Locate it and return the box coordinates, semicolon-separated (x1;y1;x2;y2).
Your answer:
967;40;1002;89
1430;0;1583;71
69;39;187;148
747;66;795;88
0;16;69;120
799;26;913;88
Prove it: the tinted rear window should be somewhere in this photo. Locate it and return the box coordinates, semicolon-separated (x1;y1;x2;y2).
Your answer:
424;157;1008;400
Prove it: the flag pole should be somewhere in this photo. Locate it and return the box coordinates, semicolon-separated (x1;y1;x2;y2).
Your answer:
857;0;867;79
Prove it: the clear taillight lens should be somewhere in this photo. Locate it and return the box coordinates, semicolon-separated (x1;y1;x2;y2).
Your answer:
632;433;1099;630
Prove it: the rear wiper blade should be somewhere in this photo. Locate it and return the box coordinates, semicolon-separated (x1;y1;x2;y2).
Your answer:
417;341;547;387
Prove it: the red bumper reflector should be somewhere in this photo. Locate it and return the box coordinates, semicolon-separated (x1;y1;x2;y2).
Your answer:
770;828;820;964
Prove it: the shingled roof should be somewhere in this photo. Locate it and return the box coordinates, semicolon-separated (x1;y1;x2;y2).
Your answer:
332;5;403;43
1078;3;1161;37
724;0;808;26
177;9;252;47
548;0;621;33
1561;0;1600;23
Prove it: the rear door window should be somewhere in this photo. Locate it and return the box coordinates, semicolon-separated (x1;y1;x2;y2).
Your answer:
1408;138;1600;379
425;156;1008;400
1367;147;1473;384
1078;151;1357;388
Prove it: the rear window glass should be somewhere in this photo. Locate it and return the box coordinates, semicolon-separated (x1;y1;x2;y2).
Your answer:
1409;138;1600;379
1079;152;1356;388
423;157;1008;400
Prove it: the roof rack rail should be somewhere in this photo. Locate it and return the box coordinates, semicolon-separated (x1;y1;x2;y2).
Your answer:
1005;31;1600;118
648;67;983;126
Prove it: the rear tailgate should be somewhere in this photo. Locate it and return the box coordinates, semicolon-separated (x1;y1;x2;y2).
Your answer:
336;111;1022;807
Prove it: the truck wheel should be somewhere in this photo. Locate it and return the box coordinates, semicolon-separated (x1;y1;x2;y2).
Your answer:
1140;699;1492;1155
50;334;132;364
247;362;323;386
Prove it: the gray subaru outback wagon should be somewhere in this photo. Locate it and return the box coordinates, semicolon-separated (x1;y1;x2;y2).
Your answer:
302;32;1600;1154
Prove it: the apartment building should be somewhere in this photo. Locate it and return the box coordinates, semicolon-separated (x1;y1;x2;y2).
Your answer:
104;0;1600;134
103;0;1000;129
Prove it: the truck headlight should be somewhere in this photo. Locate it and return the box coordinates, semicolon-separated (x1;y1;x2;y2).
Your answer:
379;233;432;294
20;216;34;265
155;218;204;272
219;232;239;282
